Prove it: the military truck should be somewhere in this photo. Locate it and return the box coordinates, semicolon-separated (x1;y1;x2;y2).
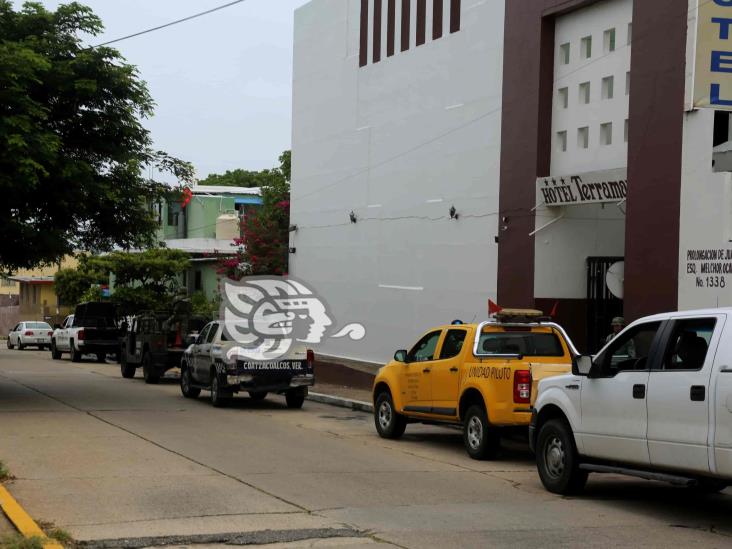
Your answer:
120;300;207;384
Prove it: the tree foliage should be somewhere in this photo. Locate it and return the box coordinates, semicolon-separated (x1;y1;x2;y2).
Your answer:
218;151;291;278
0;1;194;271
55;249;190;315
199;150;291;189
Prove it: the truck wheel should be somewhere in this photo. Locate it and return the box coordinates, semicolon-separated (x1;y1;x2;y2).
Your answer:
51;340;61;360
71;341;82;362
285;387;306;409
374;391;407;439
536;419;588;495
120;351;136;379
248;391;267;401
96;353;106;363
463;405;500;460
142;352;160;384
180;363;201;399
210;369;230;408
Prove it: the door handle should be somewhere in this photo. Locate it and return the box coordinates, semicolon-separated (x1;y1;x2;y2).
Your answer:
450;367;459;372
690;385;706;402
422;368;431;373
720;366;732;373
633;384;646;399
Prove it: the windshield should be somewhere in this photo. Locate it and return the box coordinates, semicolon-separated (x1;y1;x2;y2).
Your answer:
27;322;51;329
476;331;564;357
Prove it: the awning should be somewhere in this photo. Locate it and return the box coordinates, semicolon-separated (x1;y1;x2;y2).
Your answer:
235;197;263;205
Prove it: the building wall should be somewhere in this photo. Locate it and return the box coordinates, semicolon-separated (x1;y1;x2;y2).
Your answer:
291;0;504;363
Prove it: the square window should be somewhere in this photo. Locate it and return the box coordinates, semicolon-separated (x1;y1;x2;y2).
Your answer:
578;126;589;149
559;43;570;65
558;87;569;109
579;81;591;104
627;22;633;45
626;71;631;95
604;28;616;53
557;131;567;152
600;122;613;146
602;76;614;100
624;119;629;143
581;36;592;59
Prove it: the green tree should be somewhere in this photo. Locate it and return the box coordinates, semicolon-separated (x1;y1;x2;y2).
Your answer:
198;169;280;188
55;249;190;315
0;1;194;272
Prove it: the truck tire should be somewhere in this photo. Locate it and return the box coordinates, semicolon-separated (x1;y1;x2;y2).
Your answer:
142;352;160;384
71;341;82;362
248;391;268;401
463;404;500;460
536;419;588;495
285;387;307;409
210;369;231;408
180;363;201;399
120;350;136;379
374;390;407;439
51;340;61;360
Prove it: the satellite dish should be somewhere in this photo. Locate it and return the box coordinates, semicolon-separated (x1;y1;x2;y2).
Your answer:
606;261;625;299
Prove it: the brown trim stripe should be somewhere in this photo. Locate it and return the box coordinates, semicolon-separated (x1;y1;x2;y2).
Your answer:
450;0;461;34
373;0;382;63
401;0;410;51
359;0;368;67
387;0;396;56
433;0;443;40
416;0;426;46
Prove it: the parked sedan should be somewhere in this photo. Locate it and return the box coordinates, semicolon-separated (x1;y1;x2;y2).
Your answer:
7;321;53;350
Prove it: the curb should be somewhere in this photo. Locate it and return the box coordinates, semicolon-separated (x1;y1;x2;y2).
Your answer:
0;485;63;548
307;391;374;413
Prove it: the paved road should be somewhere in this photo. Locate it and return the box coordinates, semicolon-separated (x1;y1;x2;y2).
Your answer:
0;347;731;548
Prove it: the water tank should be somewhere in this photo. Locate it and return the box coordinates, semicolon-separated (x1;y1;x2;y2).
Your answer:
216;212;240;240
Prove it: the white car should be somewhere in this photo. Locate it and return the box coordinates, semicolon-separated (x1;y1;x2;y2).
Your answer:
7;321;53;350
531;308;732;495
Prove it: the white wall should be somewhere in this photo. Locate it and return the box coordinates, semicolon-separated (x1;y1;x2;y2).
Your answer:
291;0;504;363
534;0;631;300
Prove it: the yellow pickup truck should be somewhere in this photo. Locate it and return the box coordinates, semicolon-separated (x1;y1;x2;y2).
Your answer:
372;310;578;459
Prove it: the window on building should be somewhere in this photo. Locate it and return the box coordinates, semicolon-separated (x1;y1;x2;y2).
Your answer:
624;119;629;143
558;87;568;109
557;131;567;152
559;43;570;65
602;76;614;100
604;28;616;53
626;71;631;95
600;122;613;146
627;22;633;45
578;126;589;149
32;285;38;305
579;81;591;104
581;36;592;59
167;204;180;227
194;270;202;292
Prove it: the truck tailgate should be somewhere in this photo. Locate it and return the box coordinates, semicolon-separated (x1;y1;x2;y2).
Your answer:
529;362;572;406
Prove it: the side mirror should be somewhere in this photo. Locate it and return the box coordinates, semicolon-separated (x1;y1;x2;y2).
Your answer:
394;349;408;363
572;355;593;376
195;336;203;345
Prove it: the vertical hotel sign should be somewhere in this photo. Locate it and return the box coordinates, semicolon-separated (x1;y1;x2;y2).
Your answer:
693;0;732;109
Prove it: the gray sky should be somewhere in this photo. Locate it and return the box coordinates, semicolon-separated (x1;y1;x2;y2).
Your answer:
28;0;309;181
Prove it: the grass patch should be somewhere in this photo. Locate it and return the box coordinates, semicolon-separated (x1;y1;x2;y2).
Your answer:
0;460;10;482
48;528;74;546
0;534;45;549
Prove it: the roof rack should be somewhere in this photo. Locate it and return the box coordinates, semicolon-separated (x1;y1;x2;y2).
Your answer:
493;308;550;324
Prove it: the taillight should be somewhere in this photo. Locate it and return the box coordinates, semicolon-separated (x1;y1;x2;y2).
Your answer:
513;370;531;404
47;331;53;336
24;331;33;336
307;349;315;370
77;329;85;341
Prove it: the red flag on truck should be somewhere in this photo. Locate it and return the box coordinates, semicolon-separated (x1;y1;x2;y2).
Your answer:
488;299;503;316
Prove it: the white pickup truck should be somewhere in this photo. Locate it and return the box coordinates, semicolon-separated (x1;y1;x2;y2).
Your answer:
51;302;121;363
531;308;732;495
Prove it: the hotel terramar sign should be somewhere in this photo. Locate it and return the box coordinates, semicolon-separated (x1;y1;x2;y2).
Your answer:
537;168;628;207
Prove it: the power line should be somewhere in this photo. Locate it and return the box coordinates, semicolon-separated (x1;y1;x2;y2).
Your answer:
92;0;249;48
